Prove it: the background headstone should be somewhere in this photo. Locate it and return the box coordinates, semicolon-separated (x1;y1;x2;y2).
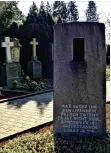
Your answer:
11;38;21;63
30;38;38;61
27;38;42;79
54;22;106;136
1;37;21;88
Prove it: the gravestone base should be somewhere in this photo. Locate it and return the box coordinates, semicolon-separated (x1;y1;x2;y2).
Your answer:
1;63;21;88
31;56;37;61
27;60;42;79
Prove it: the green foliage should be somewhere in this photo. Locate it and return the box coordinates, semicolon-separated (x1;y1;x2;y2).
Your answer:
4;22;19;38
25;76;30;82
60;2;68;22
67;1;79;22
53;1;62;18
46;1;52;14
57;16;62;24
25;2;38;24
18;1;55;75
53;1;68;22
11;70;48;91
12;80;18;87
0;130;109;153
85;1;99;22
0;2;24;31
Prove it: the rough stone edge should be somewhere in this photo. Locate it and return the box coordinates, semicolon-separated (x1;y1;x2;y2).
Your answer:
0;89;53;103
0;121;53;142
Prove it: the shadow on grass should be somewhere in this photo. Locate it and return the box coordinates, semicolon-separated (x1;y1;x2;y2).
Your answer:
54;134;110;153
6;92;53;115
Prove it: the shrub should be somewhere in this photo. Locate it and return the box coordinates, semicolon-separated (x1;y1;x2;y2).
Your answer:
25;76;30;82
12;80;18;88
0;130;109;153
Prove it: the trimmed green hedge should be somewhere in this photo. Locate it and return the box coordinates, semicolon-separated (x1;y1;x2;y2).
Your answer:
0;130;109;153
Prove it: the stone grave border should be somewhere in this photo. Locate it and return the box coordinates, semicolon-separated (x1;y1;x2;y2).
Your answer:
0;89;53;103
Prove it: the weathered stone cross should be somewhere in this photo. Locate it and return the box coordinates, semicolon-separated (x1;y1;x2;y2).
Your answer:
30;38;38;60
1;37;14;63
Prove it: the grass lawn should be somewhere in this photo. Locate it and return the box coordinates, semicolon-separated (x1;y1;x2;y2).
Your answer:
106;65;110;80
0;104;110;153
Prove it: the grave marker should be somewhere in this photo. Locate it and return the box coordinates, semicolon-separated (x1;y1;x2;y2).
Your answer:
54;22;106;136
27;38;42;79
30;38;38;60
11;38;22;63
1;37;21;88
1;37;14;63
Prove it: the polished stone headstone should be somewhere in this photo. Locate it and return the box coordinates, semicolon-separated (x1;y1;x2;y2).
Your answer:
54;22;106;136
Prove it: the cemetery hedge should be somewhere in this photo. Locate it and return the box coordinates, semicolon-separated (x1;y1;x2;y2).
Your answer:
0;125;109;153
11;75;53;92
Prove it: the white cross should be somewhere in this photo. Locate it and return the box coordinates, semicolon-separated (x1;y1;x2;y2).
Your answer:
1;37;14;63
30;38;38;59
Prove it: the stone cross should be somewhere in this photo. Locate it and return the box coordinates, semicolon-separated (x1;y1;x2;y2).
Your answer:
30;38;38;60
1;37;14;63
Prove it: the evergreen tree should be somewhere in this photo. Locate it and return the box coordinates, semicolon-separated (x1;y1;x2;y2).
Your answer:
53;1;68;22
67;1;79;22
57;16;62;24
25;2;38;24
39;1;45;14
18;1;55;75
46;1;51;15
60;2;68;22
0;2;24;64
85;1;99;22
5;22;19;38
39;1;48;24
53;1;62;18
0;2;24;32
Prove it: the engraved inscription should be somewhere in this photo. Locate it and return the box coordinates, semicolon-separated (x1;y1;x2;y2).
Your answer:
57;104;101;134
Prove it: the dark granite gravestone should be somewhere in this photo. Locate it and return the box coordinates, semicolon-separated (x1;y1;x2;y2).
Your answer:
54;22;106;136
46;43;53;78
27;60;42;79
1;63;21;88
